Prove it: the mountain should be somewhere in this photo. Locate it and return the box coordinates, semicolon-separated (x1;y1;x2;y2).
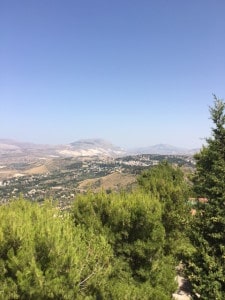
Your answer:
130;144;199;155
0;141;20;151
0;139;199;159
0;139;58;158
58;139;126;157
0;138;126;159
0;139;53;151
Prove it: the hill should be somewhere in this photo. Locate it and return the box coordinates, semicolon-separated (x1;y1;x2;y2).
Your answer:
131;144;199;155
77;172;136;193
58;139;126;157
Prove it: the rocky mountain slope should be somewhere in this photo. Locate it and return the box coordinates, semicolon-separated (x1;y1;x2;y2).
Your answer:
0;139;199;160
58;139;126;157
0;138;125;159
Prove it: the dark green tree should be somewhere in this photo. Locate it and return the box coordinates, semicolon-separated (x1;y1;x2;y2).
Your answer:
186;96;225;299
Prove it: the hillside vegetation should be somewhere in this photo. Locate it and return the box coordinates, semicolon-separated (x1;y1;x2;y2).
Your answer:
0;163;191;299
0;96;225;299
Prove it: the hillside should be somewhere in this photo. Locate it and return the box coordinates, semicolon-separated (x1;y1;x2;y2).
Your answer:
58;139;126;157
131;144;199;155
77;172;136;193
0;139;199;161
0;153;194;204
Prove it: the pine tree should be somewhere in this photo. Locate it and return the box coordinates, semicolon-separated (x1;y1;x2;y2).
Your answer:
137;162;191;258
187;96;225;299
72;190;177;299
0;199;112;299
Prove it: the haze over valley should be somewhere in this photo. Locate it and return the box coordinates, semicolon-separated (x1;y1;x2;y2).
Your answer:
0;138;195;204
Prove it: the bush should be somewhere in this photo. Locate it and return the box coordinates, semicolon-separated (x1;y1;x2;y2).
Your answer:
72;191;177;299
0;199;112;299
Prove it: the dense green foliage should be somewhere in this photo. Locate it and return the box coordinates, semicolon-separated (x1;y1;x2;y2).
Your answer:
0;187;189;299
186;96;225;299
137;162;191;258
0;199;112;299
0;159;192;299
72;191;177;299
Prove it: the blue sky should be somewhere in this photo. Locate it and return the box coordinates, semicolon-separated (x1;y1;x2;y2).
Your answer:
1;0;225;149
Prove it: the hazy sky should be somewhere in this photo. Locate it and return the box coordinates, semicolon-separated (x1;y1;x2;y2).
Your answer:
1;0;225;149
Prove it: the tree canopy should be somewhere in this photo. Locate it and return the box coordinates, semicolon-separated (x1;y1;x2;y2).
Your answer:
0;160;193;299
137;161;191;258
186;96;225;299
0;199;112;299
71;191;177;299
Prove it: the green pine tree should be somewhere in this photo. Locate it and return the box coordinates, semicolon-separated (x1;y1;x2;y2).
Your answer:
72;190;177;299
137;162;191;258
186;96;225;299
0;199;112;299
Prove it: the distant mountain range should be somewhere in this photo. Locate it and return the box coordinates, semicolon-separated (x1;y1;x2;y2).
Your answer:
130;144;199;155
0;138;199;158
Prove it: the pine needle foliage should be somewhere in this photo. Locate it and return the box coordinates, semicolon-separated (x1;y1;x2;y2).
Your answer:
0;199;112;299
137;162;191;258
187;96;225;299
0;164;193;299
72;191;177;299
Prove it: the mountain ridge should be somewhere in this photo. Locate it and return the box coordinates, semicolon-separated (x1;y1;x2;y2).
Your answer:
130;143;199;155
0;138;199;157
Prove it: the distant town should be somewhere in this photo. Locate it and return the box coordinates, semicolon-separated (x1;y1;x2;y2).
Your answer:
0;153;195;205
